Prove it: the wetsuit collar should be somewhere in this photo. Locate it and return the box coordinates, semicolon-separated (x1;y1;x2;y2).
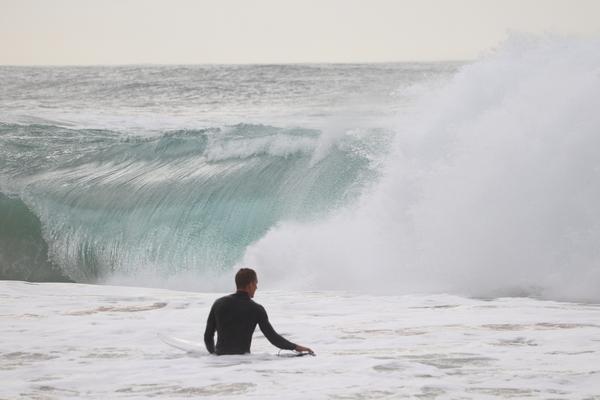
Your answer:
235;290;251;298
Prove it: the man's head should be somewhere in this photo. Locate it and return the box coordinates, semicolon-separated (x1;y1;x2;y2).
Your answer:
235;268;258;298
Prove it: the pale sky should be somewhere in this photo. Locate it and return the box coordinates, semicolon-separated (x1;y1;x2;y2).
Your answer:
1;0;599;65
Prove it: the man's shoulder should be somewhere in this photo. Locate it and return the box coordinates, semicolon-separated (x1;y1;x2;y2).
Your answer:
210;293;264;310
249;298;263;306
212;293;259;304
233;295;265;312
251;300;267;314
212;293;236;305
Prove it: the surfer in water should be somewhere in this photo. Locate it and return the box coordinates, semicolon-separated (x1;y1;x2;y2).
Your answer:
204;268;314;356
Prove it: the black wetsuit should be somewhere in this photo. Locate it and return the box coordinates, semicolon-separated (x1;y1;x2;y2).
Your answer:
204;291;297;355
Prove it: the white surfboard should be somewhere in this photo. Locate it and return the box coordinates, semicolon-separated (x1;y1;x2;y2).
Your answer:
158;333;206;354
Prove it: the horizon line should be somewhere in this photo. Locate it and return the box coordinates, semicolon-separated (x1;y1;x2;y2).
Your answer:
0;59;471;68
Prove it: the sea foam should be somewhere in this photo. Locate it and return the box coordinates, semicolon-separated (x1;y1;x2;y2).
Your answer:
243;36;600;302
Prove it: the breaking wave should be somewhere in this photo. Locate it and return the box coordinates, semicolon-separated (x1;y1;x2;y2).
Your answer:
243;36;600;302
2;37;600;302
0;122;387;285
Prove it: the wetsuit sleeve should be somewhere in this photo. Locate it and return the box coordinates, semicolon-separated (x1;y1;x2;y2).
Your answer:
204;304;216;354
257;305;296;351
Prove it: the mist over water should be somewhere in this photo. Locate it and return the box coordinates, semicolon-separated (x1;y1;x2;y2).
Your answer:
243;37;600;302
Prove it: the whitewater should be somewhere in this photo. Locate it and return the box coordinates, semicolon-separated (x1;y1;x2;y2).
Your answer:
1;36;600;399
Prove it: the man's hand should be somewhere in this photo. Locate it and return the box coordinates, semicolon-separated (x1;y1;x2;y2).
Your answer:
295;345;315;355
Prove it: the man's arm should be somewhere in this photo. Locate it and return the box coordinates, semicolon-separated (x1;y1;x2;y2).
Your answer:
257;306;297;351
204;304;216;354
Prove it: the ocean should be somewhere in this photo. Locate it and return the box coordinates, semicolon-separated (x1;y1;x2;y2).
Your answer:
2;36;600;399
0;61;458;288
2;37;600;302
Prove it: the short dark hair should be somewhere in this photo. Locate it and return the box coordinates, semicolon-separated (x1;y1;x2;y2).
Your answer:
235;268;257;289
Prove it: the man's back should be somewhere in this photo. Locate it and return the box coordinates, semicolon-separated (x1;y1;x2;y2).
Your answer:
204;291;296;355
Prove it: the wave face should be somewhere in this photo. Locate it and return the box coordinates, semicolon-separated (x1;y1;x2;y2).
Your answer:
243;37;600;302
0;122;389;286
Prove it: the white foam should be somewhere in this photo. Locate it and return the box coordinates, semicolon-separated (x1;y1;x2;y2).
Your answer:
2;281;599;399
242;35;600;302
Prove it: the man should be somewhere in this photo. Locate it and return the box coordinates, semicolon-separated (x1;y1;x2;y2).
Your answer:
204;268;314;355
